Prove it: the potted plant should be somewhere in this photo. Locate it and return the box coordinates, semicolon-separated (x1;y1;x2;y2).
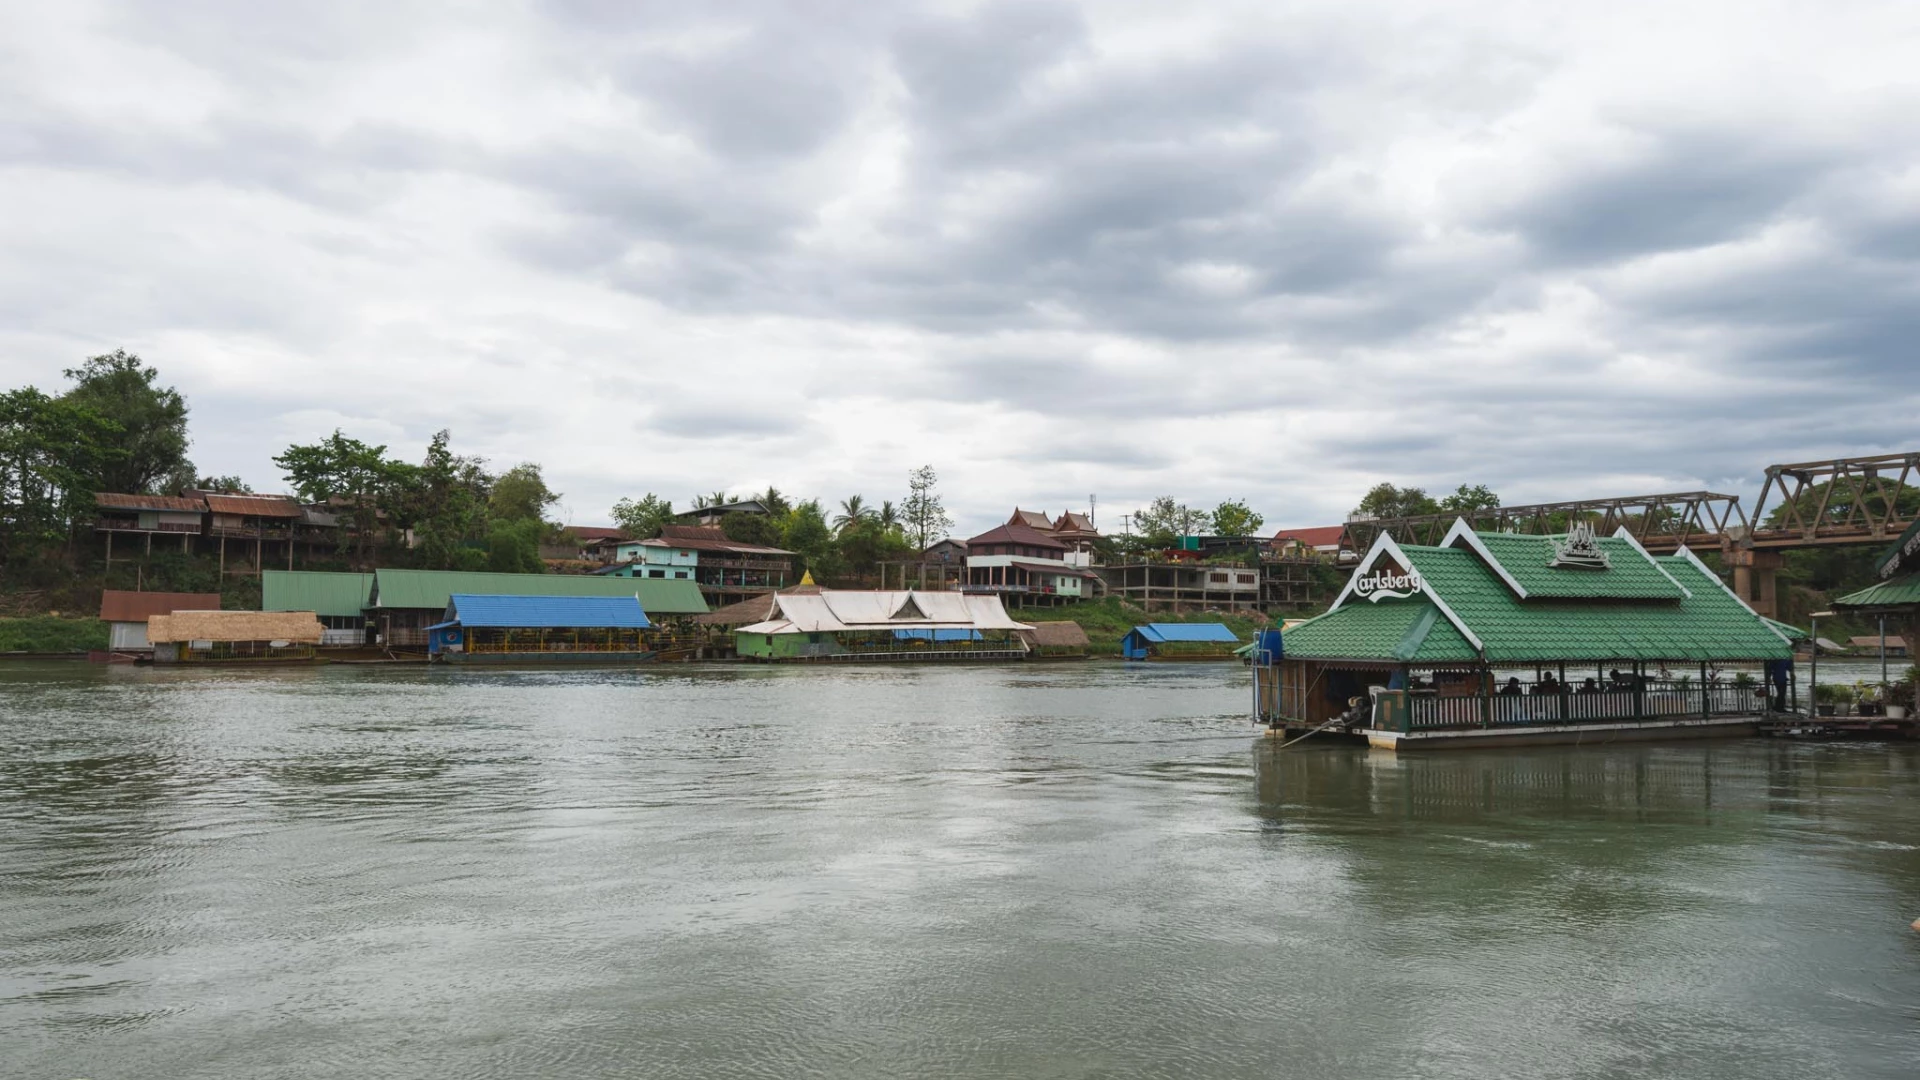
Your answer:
1855;681;1884;718
1813;682;1853;717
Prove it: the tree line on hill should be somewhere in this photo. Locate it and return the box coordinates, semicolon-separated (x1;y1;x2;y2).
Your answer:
4;350;1909;617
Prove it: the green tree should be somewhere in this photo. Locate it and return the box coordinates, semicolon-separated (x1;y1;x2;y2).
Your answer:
59;349;191;495
901;465;952;551
834;494;873;533
1210;498;1265;537
194;474;251;493
1133;496;1206;546
876;500;899;530
490;463;559;523
486;517;545;573
1438;483;1501;515
694;490;732;510
1353;483;1439;520
721;510;783;547
273;430;404;566
0;388;124;573
838;516;912;580
611;493;675;539
757;486;792;517
410;430;494;569
781;499;842;582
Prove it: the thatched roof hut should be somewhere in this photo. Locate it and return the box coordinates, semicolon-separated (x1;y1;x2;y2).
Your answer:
148;610;325;644
1019;621;1091;649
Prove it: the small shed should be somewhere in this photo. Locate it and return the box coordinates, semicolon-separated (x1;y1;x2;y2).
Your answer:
427;594;655;664
1121;622;1241;660
147;610;324;663
98;590;221;651
1849;635;1910;657
1019;620;1091;659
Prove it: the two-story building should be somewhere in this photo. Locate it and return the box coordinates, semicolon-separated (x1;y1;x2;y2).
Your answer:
600;525;797;607
963;522;1100;607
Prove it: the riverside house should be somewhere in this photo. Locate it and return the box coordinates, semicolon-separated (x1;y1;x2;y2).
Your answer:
963;520;1100;607
601;526;797;607
427;594;657;665
365;569;708;648
98;590;221;653
735;590;1031;662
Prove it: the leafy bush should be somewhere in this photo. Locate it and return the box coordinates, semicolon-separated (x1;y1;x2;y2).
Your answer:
0;617;109;652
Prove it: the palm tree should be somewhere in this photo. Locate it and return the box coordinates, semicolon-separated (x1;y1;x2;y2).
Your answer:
876;500;900;530
834;495;874;533
759;485;791;517
694;490;732;510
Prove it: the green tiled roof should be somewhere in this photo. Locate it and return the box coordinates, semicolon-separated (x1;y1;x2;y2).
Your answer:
1763;616;1809;641
1833;573;1920;610
262;571;374;618
1281;596;1477;663
370;569;709;614
1464;532;1687;600
1282;544;1791;664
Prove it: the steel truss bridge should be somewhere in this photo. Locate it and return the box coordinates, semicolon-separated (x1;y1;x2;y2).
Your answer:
1343;452;1920;618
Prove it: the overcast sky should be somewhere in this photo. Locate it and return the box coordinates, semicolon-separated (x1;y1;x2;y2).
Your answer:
3;0;1917;535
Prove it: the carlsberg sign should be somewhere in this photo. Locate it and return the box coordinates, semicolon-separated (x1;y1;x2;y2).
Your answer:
1354;566;1423;602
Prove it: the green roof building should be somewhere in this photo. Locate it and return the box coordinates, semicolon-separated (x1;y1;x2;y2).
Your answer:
1256;520;1794;750
367;569;708;648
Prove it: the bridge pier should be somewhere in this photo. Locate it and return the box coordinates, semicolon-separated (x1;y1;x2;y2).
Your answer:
1728;547;1784;619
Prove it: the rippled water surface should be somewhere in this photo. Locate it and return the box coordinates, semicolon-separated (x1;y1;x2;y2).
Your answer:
4;661;1919;1079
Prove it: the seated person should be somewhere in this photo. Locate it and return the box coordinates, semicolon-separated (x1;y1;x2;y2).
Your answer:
1498;676;1524;696
1578;677;1601;694
1532;674;1560;695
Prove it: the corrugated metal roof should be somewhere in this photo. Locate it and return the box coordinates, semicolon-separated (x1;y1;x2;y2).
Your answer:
99;590;221;622
263;571;374;618
94;493;206;512
1008;558;1098;578
1132;623;1241;643
202;493;303;518
1834;573;1920;610
444;594;652;629
371;569;709;614
568;526;630;541
634;532;794;555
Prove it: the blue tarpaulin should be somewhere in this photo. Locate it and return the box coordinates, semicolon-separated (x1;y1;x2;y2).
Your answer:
891;628;983;641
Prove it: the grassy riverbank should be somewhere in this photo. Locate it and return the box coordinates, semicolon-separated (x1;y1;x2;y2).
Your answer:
1011;597;1272;655
0;616;109;654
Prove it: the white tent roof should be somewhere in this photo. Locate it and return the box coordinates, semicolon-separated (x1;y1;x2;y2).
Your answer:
736;590;1032;634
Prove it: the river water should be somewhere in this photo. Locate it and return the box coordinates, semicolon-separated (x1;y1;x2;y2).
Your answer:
3;661;1918;1079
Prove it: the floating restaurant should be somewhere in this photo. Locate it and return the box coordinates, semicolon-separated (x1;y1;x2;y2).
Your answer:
426;594;657;665
1252;522;1795;749
734;590;1031;662
147;610;326;664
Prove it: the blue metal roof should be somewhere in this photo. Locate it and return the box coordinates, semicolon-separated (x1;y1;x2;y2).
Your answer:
1131;623;1240;643
441;593;652;629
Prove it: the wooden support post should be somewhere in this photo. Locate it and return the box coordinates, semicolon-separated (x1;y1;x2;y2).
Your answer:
1700;661;1710;718
219;535;226;578
105;530;112;571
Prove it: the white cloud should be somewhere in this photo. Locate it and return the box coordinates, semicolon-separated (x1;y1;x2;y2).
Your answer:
2;0;1918;536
